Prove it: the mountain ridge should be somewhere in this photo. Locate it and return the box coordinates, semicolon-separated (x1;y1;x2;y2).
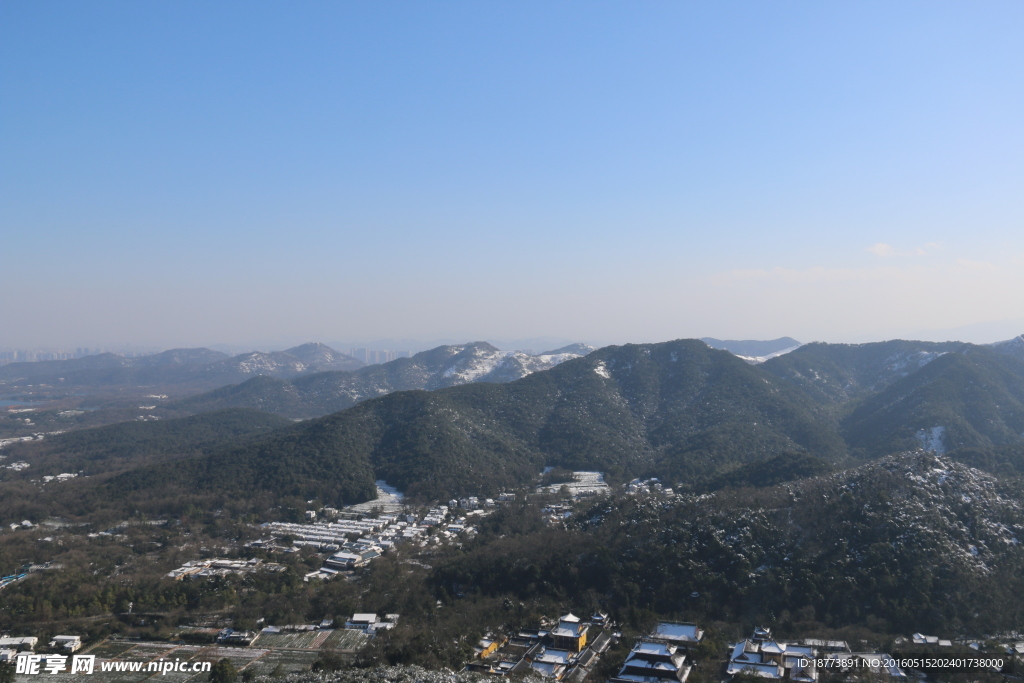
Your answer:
0;343;363;389
111;339;847;509
171;341;595;418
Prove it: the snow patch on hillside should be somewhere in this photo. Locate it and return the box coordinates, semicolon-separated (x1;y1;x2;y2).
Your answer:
737;345;802;364
916;426;946;454
593;362;611;379
442;344;590;384
442;346;505;382
886;351;946;376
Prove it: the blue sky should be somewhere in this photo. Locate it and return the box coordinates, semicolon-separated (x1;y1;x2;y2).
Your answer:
3;1;1023;349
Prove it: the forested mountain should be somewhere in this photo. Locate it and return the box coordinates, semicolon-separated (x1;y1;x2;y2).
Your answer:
199;342;364;381
843;346;1024;457
989;333;1024;362
11;334;1024;519
0;408;291;479
761;339;966;406
171;342;594;418
439;452;1024;633
0;409;293;523
0;343;363;389
109;339;846;510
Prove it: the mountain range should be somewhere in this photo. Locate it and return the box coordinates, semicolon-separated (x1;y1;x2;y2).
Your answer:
128;335;1024;506
170;342;594;418
0;342;366;389
100;339;847;508
6;333;1024;517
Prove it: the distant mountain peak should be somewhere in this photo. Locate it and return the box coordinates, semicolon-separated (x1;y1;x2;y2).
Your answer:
989;334;1024;362
462;341;501;352
283;342;360;366
541;343;596;356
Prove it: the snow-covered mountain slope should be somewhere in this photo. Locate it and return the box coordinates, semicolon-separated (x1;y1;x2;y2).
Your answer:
174;341;594;417
433;342;595;387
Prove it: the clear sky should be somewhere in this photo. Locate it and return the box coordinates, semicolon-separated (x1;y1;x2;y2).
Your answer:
3;1;1023;350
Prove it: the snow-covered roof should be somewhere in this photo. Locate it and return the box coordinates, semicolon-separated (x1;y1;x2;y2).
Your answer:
551;625;581;638
534;649;572;664
726;662;783;679
350;613;377;623
622;659;680;672
633;641;674;658
528;660;565;678
654;622;702;642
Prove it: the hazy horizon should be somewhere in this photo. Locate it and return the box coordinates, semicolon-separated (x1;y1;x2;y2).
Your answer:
5;318;1024;360
4;2;1023;350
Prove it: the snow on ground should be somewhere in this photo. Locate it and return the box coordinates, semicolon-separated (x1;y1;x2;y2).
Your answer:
346;481;405;514
593;362;611;379
916;426;946;454
737;345;803;364
538;471;610;497
443;345;588;383
442;346;505;382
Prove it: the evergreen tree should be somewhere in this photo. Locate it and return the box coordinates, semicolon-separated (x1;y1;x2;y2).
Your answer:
209;659;237;683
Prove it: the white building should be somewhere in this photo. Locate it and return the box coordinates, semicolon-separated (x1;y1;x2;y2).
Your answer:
48;636;82;652
344;613;398;634
0;637;37;650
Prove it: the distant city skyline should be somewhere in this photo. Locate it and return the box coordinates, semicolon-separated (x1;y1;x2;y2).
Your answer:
3;2;1022;348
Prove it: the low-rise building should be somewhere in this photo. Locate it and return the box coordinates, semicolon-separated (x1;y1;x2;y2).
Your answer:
474;635;507;659
550;613;588;652
528;646;572;679
650;622;703;651
344;613;399;634
345;613;379;631
0;636;37;651
468;614;614;680
611;640;691;683
727;629;817;682
217;629;256;646
324;549;378;569
48;636;82;653
801;639;849;653
166;558;284;580
821;653;905;678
